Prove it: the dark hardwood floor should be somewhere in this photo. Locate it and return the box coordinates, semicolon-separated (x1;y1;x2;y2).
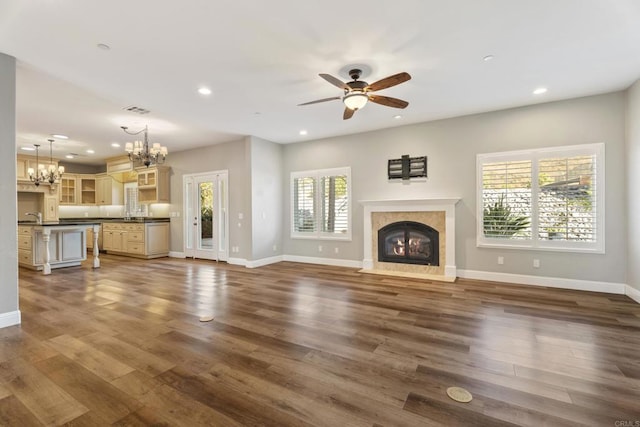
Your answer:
1;255;639;426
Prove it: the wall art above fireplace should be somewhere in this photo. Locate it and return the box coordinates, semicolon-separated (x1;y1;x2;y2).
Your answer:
387;155;427;180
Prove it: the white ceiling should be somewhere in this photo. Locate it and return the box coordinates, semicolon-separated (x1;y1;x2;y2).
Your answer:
2;0;640;165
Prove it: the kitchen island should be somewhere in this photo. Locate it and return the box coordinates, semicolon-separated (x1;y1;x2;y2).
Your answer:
18;222;100;275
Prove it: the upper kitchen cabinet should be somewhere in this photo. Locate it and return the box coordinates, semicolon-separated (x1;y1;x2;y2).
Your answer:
96;173;123;205
17;154;60;183
78;175;96;205
136;166;170;203
59;175;77;205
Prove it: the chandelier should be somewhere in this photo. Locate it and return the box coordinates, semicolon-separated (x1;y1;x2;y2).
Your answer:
121;125;168;167
27;139;64;186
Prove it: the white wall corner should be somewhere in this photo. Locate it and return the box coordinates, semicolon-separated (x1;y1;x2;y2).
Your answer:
227;257;248;267
0;310;21;329
283;255;363;269
444;265;457;279
246;255;284;268
169;251;186;258
458;269;626;294
626;285;640;304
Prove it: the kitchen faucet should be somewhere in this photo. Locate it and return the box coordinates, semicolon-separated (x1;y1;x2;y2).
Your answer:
25;212;42;224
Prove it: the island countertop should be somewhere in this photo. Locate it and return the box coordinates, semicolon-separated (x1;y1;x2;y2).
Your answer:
18;221;102;226
58;217;170;224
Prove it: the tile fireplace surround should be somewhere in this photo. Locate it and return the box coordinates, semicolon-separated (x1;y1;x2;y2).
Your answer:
360;198;460;282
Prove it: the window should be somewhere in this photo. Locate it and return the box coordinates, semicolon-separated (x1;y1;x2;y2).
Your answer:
291;167;351;240
477;143;604;252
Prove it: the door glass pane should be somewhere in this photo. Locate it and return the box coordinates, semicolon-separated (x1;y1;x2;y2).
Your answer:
185;181;193;250
199;181;214;250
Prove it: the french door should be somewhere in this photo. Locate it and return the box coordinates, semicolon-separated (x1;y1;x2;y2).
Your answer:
183;171;228;261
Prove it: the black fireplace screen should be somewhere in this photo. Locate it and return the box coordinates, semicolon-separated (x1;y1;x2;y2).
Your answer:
378;221;439;266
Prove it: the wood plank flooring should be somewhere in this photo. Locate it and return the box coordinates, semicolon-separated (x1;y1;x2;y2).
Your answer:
1;255;639;426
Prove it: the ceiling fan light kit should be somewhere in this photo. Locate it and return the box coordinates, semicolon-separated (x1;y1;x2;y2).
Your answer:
299;68;411;120
343;92;368;110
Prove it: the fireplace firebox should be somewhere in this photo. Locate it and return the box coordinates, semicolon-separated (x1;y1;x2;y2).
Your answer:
377;221;439;266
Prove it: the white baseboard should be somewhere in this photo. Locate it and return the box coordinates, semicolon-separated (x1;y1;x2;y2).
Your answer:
169;251;186;258
0;310;21;329
246;255;284;269
227;257;247;267
458;269;626;294
283;255;362;269
626;285;640;304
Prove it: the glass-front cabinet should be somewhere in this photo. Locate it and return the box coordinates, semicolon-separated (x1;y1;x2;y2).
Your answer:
59;175;77;205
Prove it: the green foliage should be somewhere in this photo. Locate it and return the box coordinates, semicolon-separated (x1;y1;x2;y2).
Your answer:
483;195;530;238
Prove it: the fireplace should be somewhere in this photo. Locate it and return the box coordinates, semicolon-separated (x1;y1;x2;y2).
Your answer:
360;198;460;281
378;221;439;266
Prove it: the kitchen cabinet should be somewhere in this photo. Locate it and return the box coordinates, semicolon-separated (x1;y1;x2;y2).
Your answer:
44;194;59;222
96;174;123;205
102;221;169;258
17;223;98;273
78;175;96;205
136;166;170;203
17;154;60;183
59;175;77;204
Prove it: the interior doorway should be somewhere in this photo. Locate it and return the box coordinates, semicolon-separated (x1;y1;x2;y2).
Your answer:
183;171;228;261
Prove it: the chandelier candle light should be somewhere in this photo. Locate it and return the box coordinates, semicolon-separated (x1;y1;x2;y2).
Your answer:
121;125;168;167
28;139;64;186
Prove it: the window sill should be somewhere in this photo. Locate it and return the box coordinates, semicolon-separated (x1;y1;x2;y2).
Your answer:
477;241;604;254
291;234;352;242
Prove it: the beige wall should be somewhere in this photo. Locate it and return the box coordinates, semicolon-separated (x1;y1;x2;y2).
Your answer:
0;52;18;324
249;136;284;260
282;92;627;283
627;80;640;292
167;138;252;259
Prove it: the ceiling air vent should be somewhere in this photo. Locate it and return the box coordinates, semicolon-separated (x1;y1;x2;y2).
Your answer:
123;105;150;115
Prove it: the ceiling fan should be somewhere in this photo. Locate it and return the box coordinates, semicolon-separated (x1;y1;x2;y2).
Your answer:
299;69;411;120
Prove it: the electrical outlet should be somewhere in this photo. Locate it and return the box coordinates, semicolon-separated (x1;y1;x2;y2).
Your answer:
335;247;339;254
498;256;504;265
318;245;323;252
273;245;277;251
533;259;540;268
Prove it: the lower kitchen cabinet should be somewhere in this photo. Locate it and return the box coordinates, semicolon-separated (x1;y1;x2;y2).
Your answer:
102;221;169;258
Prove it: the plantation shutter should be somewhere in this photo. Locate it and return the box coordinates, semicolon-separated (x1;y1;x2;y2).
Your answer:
482;160;532;239
293;176;316;233
538;154;596;242
320;174;348;235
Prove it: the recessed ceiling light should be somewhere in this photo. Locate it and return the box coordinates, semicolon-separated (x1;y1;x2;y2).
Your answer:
65;154;74;159
299;130;308;136
52;134;68;139
198;87;212;95
393;115;402;119
111;143;120;148
21;146;35;151
483;55;494;62
97;43;111;51
533;87;548;95
86;149;95;154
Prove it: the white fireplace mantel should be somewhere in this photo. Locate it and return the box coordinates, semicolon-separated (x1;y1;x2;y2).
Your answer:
360;198;461;281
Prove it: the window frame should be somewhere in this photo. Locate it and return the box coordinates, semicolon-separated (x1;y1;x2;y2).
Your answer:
290;167;352;241
476;143;605;253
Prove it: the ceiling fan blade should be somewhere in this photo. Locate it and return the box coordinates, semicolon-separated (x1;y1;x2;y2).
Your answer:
343;107;355;120
298;96;341;106
320;73;349;90
369;95;409;109
366;72;411;92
